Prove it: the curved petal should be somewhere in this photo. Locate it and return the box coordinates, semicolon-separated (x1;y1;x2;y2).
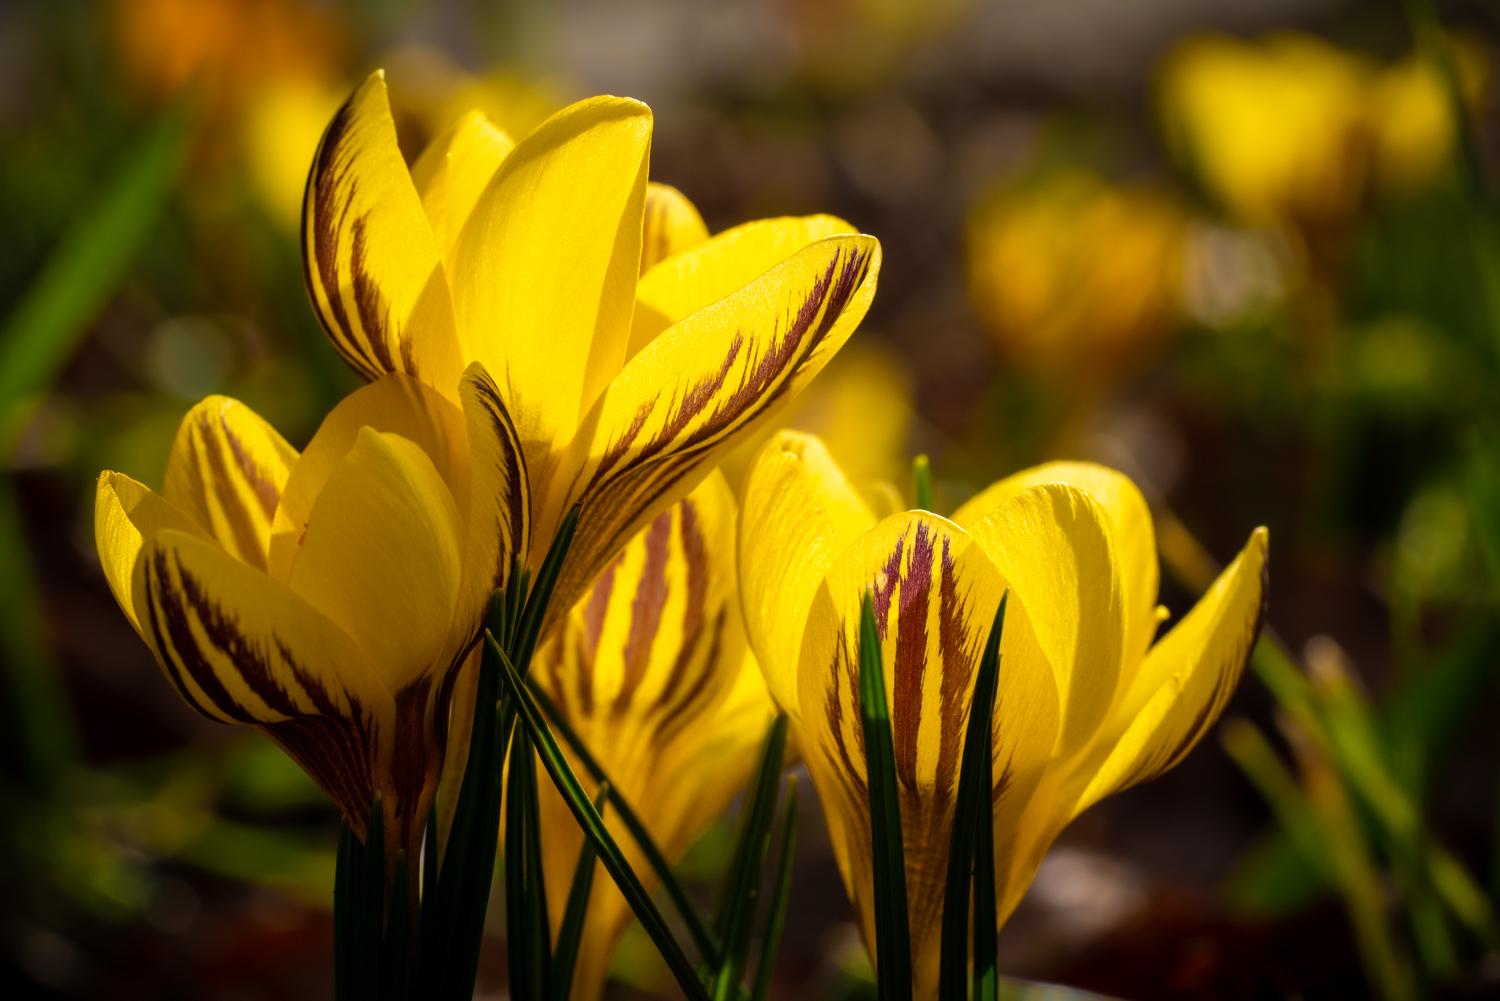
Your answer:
410;110;515;263
163;396;298;572
544;233;881;633
965;483;1125;759
639;182;709;277
1077;526;1268;812
287;427;465;693
96;471;215;635
797;512;1058;997
449;96;652;481
136;527;392;828
738;430;876;716
269;374;470;582
954;461;1158;674
302;71;463;397
628;215;856;357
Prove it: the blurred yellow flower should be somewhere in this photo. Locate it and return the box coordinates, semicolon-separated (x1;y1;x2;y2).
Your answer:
242;78;346;227
95;374;529;872
301;71;882;631
1371;43;1488;193
739;433;1267;993
967;171;1187;383
779;0;971;90
532;472;774;1001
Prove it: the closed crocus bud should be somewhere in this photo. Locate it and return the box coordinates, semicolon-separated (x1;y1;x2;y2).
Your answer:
739;432;1267;994
95;369;528;872
967;170;1187;385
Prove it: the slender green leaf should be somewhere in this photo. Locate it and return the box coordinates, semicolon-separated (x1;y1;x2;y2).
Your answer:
507;725;533;1001
335;821;360;1001
531;681;720;961
354;794;385;1001
750;776;799;1001
973;677;998;1001
0;103;188;427
858;588;912;1001
522;726;554;1001
513;506;580;668
493;633;711;1001
422;806;437;915
382;850;410;1001
913;455;933;511
553;784;609;1001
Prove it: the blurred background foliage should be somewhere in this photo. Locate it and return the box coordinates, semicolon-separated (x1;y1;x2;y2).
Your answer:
7;0;1500;998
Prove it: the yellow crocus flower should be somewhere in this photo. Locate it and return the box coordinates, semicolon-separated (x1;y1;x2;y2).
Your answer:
531;471;774;1001
94;370;529;871
301;71;881;633
739;432;1267;994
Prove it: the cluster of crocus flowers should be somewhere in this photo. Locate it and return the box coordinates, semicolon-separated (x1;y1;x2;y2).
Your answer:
966;169;1187;389
739;432;1268;995
1157;32;1488;243
531;472;774;1000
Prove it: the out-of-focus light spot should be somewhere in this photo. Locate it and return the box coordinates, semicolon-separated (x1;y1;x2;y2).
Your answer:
146;316;233;400
1179;222;1289;329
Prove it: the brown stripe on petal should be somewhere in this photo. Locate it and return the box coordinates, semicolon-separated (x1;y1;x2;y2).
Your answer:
217;413;281;520
934;535;976;801
575;552;623;717
824;625;870;811
265;716;377;832
350;217;398;374
197;413;273;569
612;511;673;718
654;608;725;750
468;375;530;587
389;677;434;809
891;523;934;793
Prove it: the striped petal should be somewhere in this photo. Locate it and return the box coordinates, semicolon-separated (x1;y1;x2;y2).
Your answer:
533;471;764;1000
628;215;856;358
409;110;515;263
738;430;877;716
135;527;393;831
302;71;464;398
639;182;709;276
286;427;465;694
449;96;652;484
96;471;215;636
269;374;470;583
954;462;1159;675
798;513;1058;996
965;483;1126;759
1077;527;1268;811
163;396;298;572
543;234;881;634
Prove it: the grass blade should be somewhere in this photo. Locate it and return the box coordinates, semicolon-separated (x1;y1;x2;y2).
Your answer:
493;632;711;1001
711;716;789;1000
507;726;535;1001
522;729;554;1001
859;587;912;1001
382;850;410;1001
974;674;999;1001
512;506;580;668
422;806;437;912
531;681;720;962
913;455;933;511
335;820;360;1001
354;794;385;1001
553;784;609;1001
940;592;1008;1001
750;776;799;1001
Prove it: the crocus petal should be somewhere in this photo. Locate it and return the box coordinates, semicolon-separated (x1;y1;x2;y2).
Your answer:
953;461;1159;673
163;396;298;572
628;215;856;358
639;181;709;276
1077;526;1268;812
269;374;470;583
798;513;1058;997
450;96;652;482
409;110;515;263
738;430;877;716
287;427;465;694
965;483;1125;759
302;71;464;397
533;471;766;1001
135;527;391;828
544;234;880;632
96;471;215;635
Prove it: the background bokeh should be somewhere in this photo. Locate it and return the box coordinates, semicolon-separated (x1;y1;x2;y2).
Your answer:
6;0;1500;998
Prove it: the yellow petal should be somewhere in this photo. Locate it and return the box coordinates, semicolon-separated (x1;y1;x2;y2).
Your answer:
628;214;857;358
953;461;1158;671
796;512;1058;997
95;471;215;635
449;96;652;481
303;71;465;397
738;430;876;716
409;110;515;263
287;427;465;693
136;527;392;826
269;374;470;583
1078;526;1267;811
545;234;881;632
532;471;767;1000
965;483;1125;759
639;181;709;276
163;396;298;572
